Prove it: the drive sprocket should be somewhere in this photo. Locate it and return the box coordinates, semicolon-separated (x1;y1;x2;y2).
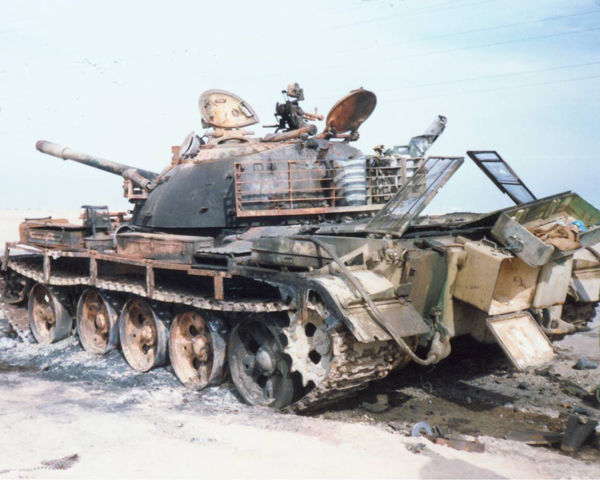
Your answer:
283;303;336;388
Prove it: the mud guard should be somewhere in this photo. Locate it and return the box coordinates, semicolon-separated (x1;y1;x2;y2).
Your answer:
307;272;431;343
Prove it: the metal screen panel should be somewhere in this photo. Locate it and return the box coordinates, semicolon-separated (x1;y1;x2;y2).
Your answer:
467;151;536;205
365;156;464;237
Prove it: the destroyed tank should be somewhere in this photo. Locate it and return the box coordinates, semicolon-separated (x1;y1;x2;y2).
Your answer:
2;84;599;412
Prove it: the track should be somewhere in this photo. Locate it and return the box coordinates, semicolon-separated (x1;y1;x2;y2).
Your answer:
4;261;408;412
7;258;290;313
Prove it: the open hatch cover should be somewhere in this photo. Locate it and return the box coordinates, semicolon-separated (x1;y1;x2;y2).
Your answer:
365;156;464;237
467;151;536;205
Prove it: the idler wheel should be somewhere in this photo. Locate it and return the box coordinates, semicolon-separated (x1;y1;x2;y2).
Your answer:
28;283;73;344
169;310;228;389
119;298;169;372
228;318;295;409
77;289;121;355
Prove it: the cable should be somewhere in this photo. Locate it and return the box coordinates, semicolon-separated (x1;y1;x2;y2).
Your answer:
257;24;600;82
335;9;600;55
291;235;440;366
330;0;500;31
387;73;600;102
379;59;600;92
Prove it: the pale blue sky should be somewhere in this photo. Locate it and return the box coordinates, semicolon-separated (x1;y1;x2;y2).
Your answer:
1;0;599;215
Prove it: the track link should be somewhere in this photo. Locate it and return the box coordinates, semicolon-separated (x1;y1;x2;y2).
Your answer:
285;331;405;413
7;259;289;313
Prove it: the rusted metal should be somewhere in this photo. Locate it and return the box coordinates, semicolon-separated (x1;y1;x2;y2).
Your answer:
76;289;121;355
4;83;599;414
262;124;317;142
169;310;228;390
425;436;486;453
36;140;157;180
28;283;72;344
324;88;377;135
119;298;170;372
116;232;213;263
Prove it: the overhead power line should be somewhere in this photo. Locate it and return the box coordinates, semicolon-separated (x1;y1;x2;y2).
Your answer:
339;9;600;54
387;73;600;102
330;0;500;30
379;60;600;92
296;25;600;79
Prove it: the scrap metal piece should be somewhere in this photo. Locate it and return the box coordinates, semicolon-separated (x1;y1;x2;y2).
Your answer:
426;436;486;453
506;430;564;446
561;416;598;452
411;422;433;437
486;312;555;370
388;115;447;158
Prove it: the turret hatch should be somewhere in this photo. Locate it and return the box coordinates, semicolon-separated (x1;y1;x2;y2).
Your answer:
199;89;259;129
325;88;377;134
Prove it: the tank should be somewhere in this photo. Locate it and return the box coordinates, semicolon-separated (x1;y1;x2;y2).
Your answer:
2;84;599;412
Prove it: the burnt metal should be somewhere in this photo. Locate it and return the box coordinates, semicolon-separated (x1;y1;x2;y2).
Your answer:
28;283;73;344
425;436;486;453
5;84;599;414
119;298;170;372
366;157;464;236
506;430;564;446
76;289;121;355
169;310;228;390
228;317;295;409
36;140;157;180
561;416;598;452
325;88;376;135
116;232;213;263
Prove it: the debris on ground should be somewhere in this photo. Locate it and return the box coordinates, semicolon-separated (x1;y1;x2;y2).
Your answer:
410;421;485;452
362;394;390;413
407;443;427;454
428;436;485;453
561;416;599;453
505;430;564;447
411;421;433;437
573;357;598;370
0;454;79;476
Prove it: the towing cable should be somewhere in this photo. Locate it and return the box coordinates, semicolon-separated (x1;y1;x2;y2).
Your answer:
291;236;445;366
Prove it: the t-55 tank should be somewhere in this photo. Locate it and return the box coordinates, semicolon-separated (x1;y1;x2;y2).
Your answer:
2;84;599;411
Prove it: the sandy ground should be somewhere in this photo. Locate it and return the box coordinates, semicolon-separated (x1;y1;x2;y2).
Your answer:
0;305;598;479
0;332;598;479
0;210;599;479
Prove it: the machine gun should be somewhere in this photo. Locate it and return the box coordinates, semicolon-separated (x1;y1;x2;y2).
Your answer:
265;83;323;132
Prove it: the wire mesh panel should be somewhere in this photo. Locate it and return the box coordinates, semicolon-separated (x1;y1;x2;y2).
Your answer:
234;158;426;217
365;156;464;237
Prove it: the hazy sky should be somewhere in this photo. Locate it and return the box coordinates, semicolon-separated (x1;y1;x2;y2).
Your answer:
1;0;599;216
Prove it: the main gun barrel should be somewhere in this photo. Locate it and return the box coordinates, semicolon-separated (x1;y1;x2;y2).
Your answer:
36;140;158;180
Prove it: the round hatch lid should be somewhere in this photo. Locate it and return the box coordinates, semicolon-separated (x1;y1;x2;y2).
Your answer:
198;89;259;129
325;88;377;134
